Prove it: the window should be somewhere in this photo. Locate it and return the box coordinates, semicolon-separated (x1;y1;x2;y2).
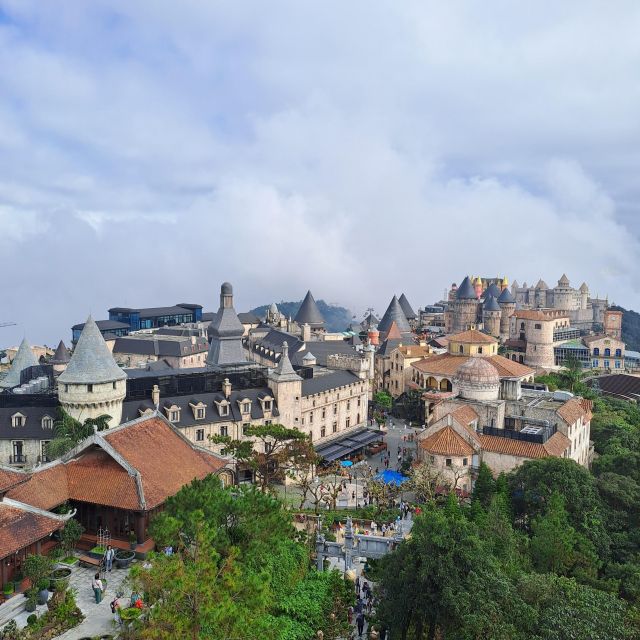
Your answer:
112;381;116;389
242;423;251;436
593;360;599;368
196;429;204;441
11;441;24;464
520;322;525;330
170;410;180;422
463;458;468;466
196;408;205;419
242;402;251;413
615;361;621;369
615;348;622;357
219;403;229;417
446;458;452;467
357;398;361;407
220;425;228;437
604;348;611;356
263;400;272;411
347;401;351;410
346;417;351;429
534;323;542;330
357;413;360;423
333;404;337;415
322;408;326;419
309;412;314;424
478;347;483;354
593;347;600;355
320;426;326;438
604;360;610;369
429;455;435;463
87;384;93;393
459;345;464;353
41;441;50;462
332;421;337;433
42;416;53;429
11;414;25;428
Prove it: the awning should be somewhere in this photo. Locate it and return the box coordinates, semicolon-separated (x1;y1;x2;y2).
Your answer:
315;428;383;462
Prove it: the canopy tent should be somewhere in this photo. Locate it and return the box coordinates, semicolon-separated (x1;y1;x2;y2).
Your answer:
374;469;408;486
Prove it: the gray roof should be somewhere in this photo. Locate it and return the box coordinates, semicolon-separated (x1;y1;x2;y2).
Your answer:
303;352;316;362
377;296;411;334
270;342;302;382
376;337;405;357
498;287;516;304
238;312;261;325
71;319;130;332
206;284;247;367
484;283;502;299
121;388;278;427
456;276;476;300
483;295;501;312
398;294;417;320
0;401;59;440
113;335;208;358
0;339;39;389
50;340;71;365
361;313;379;330
301;370;361;396
58;316;127;384
294;291;325;327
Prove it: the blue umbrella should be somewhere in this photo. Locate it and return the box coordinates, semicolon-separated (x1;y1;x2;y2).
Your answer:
341;460;354;468
375;469;408;486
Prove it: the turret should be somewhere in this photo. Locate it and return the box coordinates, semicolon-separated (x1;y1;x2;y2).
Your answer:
474;277;483;300
206;282;246;366
497;287;516;341
482;295;501;338
58;316;127;426
268;342;302;429
0;338;39;390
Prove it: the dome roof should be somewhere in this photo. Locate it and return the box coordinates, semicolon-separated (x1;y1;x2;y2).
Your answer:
455;357;500;387
456;276;476;300
221;282;233;295
483;295;501;312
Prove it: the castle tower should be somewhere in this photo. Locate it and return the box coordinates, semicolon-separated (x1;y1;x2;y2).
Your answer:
448;283;458;302
378;295;412;338
58;316;127;426
474;277;483;300
268;341;302;429
207;282;247;366
450;276;478;333
553;274;573;310
579;282;589;310
497;287;516;341
604;309;623;340
523;314;555;369
501;276;508;291
294;290;325;335
535;279;548;308
482;295;501;338
398;293;417;328
49;340;71;375
0;338;39;389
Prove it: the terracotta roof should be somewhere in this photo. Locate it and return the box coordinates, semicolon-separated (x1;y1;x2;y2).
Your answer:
420;426;474;457
0;467;29;494
448;329;497;344
0;501;64;560
479;431;570;459
512;310;556;321
412;354;534;379
397;345;430;358
451;405;479;426
557;397;592;426
8;415;227;512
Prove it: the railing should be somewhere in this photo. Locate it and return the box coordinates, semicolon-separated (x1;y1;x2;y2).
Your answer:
9;454;26;464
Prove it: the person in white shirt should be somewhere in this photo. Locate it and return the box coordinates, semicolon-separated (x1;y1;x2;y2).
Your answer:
92;573;104;603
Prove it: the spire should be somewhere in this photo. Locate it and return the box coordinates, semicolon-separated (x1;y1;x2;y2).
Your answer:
398;294;417;320
50;340;71;365
498;287;515;304
377;296;411;334
207;282;246;366
456;276;476;300
271;341;302;382
294;291;325;328
58;316;126;384
484;283;501;299
558;274;570;287
0;338;39;389
501;276;508;289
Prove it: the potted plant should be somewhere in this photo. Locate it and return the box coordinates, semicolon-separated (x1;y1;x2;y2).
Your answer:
49;567;72;591
115;549;135;569
88;545;106;560
36;580;50;605
3;582;14;598
59;519;84;562
12;570;24;592
129;531;138;550
24;554;54;603
25;593;37;612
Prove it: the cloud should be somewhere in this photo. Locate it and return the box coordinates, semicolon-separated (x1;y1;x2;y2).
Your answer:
1;1;640;345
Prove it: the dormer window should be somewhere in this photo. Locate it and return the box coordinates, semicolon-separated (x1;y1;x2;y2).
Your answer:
164;404;181;423
189;401;207;420
170;410;180;422
11;413;26;428
215;399;230;417
239;400;251;415
264;400;272;411
196;408;205;419
42;416;53;429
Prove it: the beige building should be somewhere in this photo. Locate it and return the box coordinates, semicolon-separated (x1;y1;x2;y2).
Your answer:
582;335;625;371
387;344;431;398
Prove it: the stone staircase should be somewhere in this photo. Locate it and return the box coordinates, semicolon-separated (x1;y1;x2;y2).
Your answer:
0;593;27;628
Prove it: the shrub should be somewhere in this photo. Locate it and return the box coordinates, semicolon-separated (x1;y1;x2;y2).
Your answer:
60;519;84;557
120;607;143;621
26;613;37;626
23;554;53;595
3;583;14;595
1;620;19;640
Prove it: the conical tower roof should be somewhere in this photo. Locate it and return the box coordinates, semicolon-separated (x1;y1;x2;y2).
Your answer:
0;338;39;389
59;316;126;384
511;280;519;289
207;282;246;366
579;282;589;293
398;294;417;320
386;320;403;340
535;279;548;290
484;283;502;299
456;276;476;300
558;274;570;287
483;295;501;312
294;291;325;328
50;340;71;365
270;342;302;382
378;296;411;334
498;287;515;304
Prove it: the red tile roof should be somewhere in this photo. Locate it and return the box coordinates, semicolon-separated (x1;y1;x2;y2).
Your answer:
451;405;479;427
0;501;64;560
419;426;474;456
412;353;534;379
479;431;570;459
512;310;558;321
448;329;497;344
557;397;592;426
7;464;69;511
0;467;29;495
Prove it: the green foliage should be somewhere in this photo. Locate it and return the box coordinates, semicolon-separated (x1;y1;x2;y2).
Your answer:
23;554;53;593
612;305;640;352
26;614;37;626
472;462;495;508
46;407;111;460
60;519;84;557
373;390;393;410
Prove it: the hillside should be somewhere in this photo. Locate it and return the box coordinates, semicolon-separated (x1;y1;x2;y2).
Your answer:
611;306;640;352
251;300;354;333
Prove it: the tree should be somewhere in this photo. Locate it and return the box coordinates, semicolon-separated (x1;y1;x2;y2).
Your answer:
472;462;495;508
23;554;53;596
60;519;84;558
46;408;111;460
211;424;310;492
407;459;445;503
373;391;392;411
561;353;583;391
317;462;345;510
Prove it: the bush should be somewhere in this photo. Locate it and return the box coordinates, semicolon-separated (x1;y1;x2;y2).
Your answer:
23;554;54;595
120;607;143;621
26;613;37;626
3;583;14;595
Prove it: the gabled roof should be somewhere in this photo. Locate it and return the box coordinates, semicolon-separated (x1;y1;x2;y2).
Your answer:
557;397;592;426
294;291;325;327
59;316;127;385
50;340;71;365
483;295;501;312
456;276;476;300
513;310;558;321
0;467;29;494
448;329;497;344
386;320;403;340
378;296;411;334
0;338;39;389
497;287;515;304
8;414;227;512
412;353;534;379
479;431;570;459
398;294;417;320
419;426;474;456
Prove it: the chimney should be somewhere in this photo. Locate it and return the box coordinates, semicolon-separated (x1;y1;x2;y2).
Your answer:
302;323;311;342
222;378;232;399
152;384;160;408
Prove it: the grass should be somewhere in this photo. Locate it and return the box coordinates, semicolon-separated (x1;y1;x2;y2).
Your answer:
60;556;78;565
90;545;106;555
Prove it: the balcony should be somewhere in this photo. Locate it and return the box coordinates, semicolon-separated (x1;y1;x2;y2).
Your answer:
9;454;26;465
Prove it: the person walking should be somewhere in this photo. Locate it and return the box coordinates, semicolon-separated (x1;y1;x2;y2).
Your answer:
103;544;115;572
92;573;104;603
357;611;366;638
110;597;122;627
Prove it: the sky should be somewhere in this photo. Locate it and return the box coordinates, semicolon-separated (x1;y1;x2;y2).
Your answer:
1;1;640;347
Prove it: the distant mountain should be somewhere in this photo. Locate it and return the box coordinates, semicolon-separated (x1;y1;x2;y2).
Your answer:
611;306;640;352
250;300;354;333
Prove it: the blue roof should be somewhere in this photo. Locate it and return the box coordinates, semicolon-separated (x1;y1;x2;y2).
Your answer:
374;469;408;485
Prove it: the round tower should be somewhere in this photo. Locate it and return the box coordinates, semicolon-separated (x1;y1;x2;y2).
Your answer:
482;295;501;338
452;276;479;333
58;316;127;426
579;282;589;310
454;357;500;402
497;288;516;340
524;315;555;369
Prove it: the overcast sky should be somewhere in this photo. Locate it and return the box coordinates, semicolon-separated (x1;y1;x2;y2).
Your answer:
1;1;640;347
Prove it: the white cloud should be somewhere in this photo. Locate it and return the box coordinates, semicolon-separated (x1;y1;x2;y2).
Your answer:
1;1;640;345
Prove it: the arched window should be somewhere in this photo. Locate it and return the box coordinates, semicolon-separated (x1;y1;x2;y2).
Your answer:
478;347;483;354
459;345;464;354
593;348;600;356
604;348;611;356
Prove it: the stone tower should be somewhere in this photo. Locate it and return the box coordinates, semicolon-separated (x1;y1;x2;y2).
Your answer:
450;276;478;333
497;287;516;341
524;315;555;369
579;282;589;310
482;295;501;338
50;340;71;375
58;316;127;426
268;342;302;429
207;282;246;366
0;338;39;389
604;309;623;340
